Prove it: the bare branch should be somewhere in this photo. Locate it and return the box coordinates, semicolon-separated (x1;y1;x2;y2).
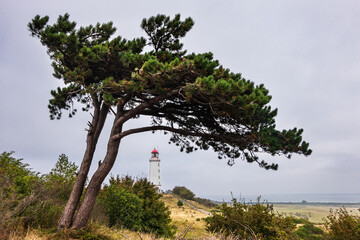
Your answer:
68;88;82;95
111;125;219;141
113;90;178;129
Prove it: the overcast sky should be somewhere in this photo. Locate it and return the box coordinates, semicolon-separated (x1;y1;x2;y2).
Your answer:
1;0;360;201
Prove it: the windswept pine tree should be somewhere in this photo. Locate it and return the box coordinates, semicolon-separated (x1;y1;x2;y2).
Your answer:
28;13;311;229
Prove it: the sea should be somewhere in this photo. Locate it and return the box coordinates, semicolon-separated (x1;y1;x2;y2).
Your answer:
199;194;360;203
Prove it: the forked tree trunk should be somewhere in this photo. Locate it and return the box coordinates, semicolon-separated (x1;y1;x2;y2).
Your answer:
68;97;162;229
71;133;122;228
57;104;108;230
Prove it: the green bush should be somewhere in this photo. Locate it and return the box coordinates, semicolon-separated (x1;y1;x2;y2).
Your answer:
99;185;143;230
324;207;360;240
0;151;42;230
43;153;78;202
177;200;184;207
194;197;218;208
295;221;324;240
98;176;175;237
38;153;78;228
292;218;311;225
0;151;37;197
0;152;78;232
205;197;297;240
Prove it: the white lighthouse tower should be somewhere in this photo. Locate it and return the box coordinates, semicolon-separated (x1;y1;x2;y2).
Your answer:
149;148;161;192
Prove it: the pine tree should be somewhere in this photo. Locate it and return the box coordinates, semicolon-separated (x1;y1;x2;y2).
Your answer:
28;13;311;229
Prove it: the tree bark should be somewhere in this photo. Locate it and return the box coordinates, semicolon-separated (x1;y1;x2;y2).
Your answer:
71;127;122;229
69;97;168;229
57;104;108;229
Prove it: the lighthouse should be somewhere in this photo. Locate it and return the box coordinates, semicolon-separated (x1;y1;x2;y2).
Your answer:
149;148;161;192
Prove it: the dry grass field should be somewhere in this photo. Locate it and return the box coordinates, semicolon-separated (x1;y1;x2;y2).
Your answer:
273;204;360;223
161;194;212;239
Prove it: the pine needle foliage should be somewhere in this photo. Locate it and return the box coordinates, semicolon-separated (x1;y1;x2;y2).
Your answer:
28;13;312;170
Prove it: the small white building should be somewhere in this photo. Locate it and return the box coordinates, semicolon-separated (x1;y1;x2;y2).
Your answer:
149;148;161;191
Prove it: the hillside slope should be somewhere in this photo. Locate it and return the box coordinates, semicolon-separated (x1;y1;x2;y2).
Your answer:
161;194;213;238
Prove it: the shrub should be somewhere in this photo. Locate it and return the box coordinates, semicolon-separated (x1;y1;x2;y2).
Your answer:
99;185;143;230
324;207;360;240
205;197;297;240
98;176;175;237
37;153;78;228
177;200;184;207
0;152;77;233
292;218;310;225
295;221;324;240
43;153;78;202
0;151;37;197
194;197;218;208
0;151;42;231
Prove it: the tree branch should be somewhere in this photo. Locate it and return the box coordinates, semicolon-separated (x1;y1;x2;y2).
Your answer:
113;90;178;129
111;125;220;141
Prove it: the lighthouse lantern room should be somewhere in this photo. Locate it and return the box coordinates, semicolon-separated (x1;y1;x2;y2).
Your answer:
149;148;161;191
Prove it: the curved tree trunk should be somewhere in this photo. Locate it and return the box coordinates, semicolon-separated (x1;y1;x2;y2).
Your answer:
69;97;163;229
57;139;96;229
71;131;122;229
57;104;108;229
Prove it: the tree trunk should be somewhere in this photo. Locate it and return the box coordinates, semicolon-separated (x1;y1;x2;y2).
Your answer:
57;104;108;229
57;136;96;229
68;98;158;229
71;134;122;229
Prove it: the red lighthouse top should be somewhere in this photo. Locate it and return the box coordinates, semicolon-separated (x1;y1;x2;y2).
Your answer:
151;148;159;159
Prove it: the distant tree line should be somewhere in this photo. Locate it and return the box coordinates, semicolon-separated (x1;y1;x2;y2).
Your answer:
172;186;195;200
172;186;217;208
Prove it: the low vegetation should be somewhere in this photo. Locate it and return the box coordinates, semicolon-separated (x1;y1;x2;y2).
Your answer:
177;200;184;207
324;207;360;240
172;186;195;200
172;186;217;208
205;197;298;240
295;221;324;240
2;151;360;240
98;175;175;237
273;204;360;223
161;194;211;239
0;152;77;238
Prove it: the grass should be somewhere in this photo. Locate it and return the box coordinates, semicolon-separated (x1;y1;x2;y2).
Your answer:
8;224;158;240
6;193;213;240
161;194;212;239
273;204;360;223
